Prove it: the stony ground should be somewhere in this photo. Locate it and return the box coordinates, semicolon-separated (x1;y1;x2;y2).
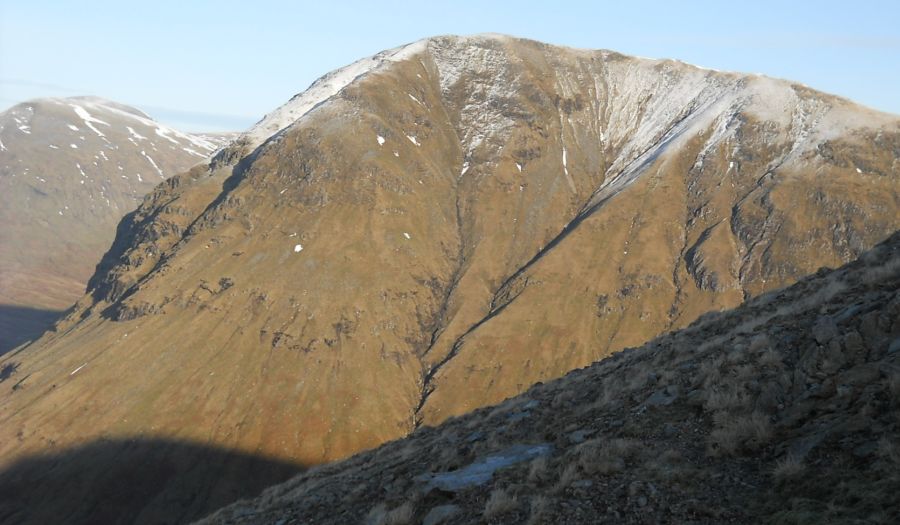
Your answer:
201;230;900;524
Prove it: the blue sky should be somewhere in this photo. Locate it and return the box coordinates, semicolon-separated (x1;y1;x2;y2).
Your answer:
1;0;898;131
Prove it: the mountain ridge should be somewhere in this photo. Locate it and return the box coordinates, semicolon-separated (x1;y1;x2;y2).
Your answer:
0;96;233;352
1;35;898;523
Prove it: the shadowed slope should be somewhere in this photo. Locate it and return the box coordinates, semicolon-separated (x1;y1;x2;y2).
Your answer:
0;305;63;355
0;438;303;525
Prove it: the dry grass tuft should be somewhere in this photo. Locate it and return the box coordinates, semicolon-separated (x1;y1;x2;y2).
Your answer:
366;501;415;525
575;438;637;475
772;454;805;482
877;438;900;465
698;355;727;387
553;463;579;493
776;279;847;316
551;389;576;409
708;412;773;456
749;334;771;353
528;455;550;483
758;345;784;368
704;387;742;413
860;256;900;285
525;496;549;525
885;370;900;406
484;488;518;518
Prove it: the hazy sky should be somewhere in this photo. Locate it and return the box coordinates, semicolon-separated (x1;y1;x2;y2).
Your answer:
2;0;898;131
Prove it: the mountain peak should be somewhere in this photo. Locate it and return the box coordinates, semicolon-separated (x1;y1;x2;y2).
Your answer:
0;96;235;350
228;35;898;167
1;36;898;524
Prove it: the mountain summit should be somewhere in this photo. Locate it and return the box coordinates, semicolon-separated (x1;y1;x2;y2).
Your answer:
0;96;232;351
1;35;898;523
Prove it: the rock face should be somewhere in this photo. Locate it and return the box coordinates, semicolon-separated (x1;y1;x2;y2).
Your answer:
0;35;898;523
200;229;900;525
0;97;232;351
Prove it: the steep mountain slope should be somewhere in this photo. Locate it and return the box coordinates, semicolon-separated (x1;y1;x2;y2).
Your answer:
0;97;232;351
1;35;898;523
201;229;900;525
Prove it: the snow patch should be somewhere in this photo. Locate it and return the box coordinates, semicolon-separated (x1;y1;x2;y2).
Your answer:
429;37;517;157
154;127;181;145
293;244;303;253
48;144;59;149
406;134;420;146
376;135;385;146
70;104;110;137
403;232;411;239
70;143;78;149
140;150;164;178
127;126;147;140
67;124;79;131
182;147;207;158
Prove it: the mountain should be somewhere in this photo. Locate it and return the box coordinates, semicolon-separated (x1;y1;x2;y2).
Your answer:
200;229;900;524
0;97;233;352
1;35;898;523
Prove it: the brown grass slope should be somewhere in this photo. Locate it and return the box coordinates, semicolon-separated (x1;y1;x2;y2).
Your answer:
0;97;233;351
0;35;898;522
200;229;900;524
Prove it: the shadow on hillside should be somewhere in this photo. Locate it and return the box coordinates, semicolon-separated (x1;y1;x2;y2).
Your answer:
0;438;305;525
0;304;64;355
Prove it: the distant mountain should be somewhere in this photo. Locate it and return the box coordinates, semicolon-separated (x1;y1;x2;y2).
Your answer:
0;35;898;523
0;96;233;351
201;229;900;525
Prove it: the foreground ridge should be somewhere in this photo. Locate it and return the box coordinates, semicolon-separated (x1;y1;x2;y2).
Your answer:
201;231;900;524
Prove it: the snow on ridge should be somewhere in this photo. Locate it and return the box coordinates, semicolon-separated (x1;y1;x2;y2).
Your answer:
70;104;110;137
76;98;220;155
241;39;429;151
